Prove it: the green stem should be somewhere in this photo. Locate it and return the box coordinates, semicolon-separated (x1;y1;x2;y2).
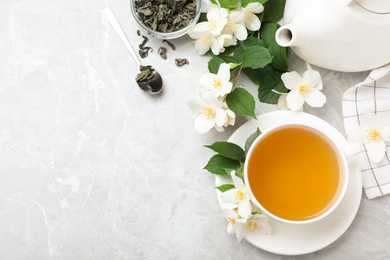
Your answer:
235;166;245;180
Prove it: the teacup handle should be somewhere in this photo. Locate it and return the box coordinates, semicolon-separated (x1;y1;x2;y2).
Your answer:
343;143;362;160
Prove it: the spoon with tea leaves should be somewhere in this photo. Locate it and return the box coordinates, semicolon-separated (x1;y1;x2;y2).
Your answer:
103;7;163;94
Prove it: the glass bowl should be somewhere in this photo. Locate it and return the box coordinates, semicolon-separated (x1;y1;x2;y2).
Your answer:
130;0;202;39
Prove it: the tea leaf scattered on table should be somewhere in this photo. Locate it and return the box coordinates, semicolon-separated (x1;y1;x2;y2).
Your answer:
175;58;189;66
162;39;176;50
158;47;168;59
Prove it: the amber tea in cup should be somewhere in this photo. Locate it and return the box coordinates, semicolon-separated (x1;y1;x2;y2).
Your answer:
245;124;348;224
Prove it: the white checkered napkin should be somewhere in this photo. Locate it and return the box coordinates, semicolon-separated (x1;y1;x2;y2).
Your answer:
342;65;390;199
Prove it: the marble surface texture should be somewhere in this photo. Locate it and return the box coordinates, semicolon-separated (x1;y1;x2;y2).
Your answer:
1;0;390;259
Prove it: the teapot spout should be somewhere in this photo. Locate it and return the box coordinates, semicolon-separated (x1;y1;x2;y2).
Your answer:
275;25;296;47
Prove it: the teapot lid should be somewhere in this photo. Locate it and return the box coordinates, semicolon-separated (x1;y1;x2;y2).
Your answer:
353;0;390;14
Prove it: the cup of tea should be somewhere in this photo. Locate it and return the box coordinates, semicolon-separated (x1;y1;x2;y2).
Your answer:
244;122;350;224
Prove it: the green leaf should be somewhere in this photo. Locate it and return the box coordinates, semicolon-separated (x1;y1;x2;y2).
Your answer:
198;12;207;22
204;154;241;175
242;37;267;49
216;184;235;192
233;46;244;61
241;46;272;69
257;65;288;104
208;56;225;74
204;141;246;161
210;0;237;9
241;0;268;7
261;22;288;71
222;44;239;56
242;67;263;85
226;88;257;119
219;55;241;64
263;0;286;22
244;128;262;154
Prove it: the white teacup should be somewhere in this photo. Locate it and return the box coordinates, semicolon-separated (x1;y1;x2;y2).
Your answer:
244;122;350;224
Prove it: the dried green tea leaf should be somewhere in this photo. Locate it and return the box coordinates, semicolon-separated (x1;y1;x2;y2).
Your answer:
135;0;197;33
158;47;168;59
136;65;155;82
162;39;176;50
175;58;189;66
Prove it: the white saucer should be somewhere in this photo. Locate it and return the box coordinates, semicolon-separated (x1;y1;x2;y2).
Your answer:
215;111;362;255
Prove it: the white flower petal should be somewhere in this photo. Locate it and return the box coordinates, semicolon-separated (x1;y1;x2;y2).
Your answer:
227;219;236;233
194;37;211;55
200;73;216;89
245;14;261;31
188;98;207;112
228;11;245;23
238;198;252;220
381;126;390;141
303;69;322;89
215;108;227;126
367;140;386;163
281;71;302;91
220;202;238;210
217;63;231;82
199;86;211;98
210;37;222;55
210;17;228;35
225;109;235;126
220;189;239;204
278;93;288;110
222;208;238;219
188;22;210;39
253;216;272;235
305;88;326;107
245;3;264;13
207;5;224;21
286;90;305;111
233;24;247;41
215;125;225;132
206;93;224;107
217;34;233;48
231;171;245;190
235;224;246;243
194;114;214;134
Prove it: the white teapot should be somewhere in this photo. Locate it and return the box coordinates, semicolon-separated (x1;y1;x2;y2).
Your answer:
275;0;390;72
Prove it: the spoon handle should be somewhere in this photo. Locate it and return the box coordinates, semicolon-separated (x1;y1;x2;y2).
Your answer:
103;7;142;67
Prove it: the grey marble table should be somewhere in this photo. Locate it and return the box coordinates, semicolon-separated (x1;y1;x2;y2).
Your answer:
1;0;389;259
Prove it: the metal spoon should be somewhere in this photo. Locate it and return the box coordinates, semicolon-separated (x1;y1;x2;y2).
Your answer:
103;7;163;94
